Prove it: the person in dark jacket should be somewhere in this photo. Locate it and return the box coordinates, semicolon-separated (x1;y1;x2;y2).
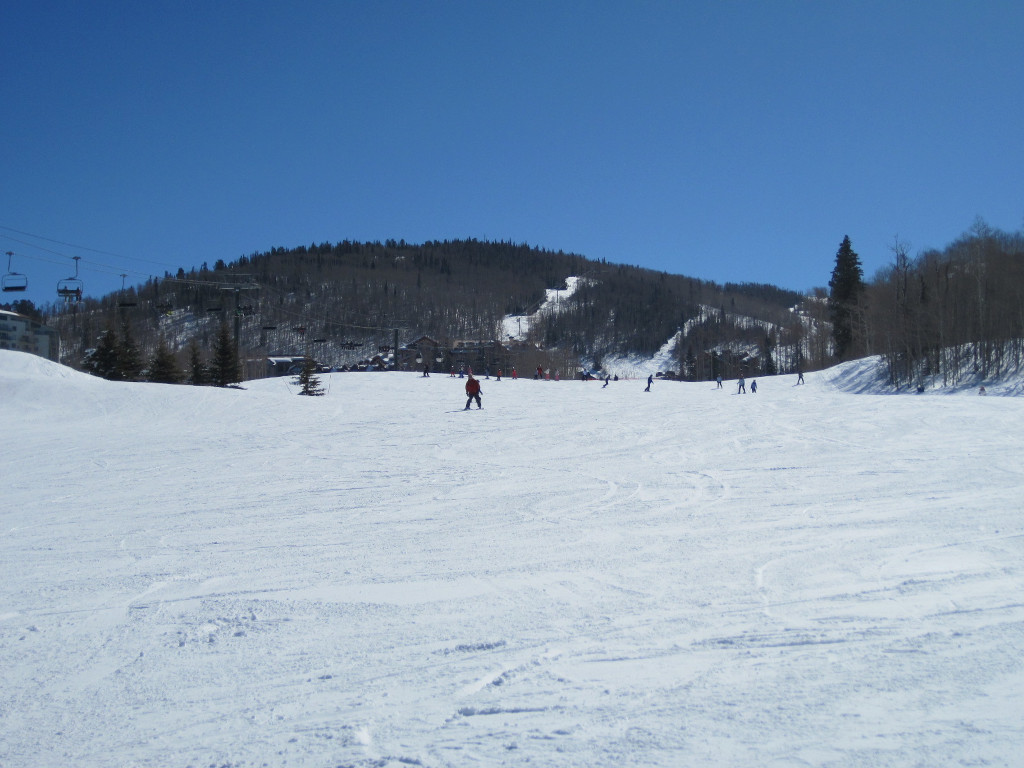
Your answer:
465;375;482;409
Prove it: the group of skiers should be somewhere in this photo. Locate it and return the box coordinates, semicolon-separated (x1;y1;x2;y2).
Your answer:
458;369;803;408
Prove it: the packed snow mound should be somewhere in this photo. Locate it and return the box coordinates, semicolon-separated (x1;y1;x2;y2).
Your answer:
0;349;94;382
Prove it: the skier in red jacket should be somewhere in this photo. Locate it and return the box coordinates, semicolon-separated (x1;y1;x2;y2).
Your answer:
464;375;482;410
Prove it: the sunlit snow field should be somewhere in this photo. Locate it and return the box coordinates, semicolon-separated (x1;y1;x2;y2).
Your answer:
2;349;1023;767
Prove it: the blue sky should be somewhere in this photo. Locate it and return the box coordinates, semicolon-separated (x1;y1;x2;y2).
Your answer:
3;1;1023;308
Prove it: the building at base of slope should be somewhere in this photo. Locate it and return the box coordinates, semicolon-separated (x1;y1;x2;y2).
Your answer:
0;309;60;362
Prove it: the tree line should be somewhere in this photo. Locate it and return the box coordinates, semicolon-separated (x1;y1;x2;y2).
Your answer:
14;224;1021;387
824;220;1024;388
38;239;808;383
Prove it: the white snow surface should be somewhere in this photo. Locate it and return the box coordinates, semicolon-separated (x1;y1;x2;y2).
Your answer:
3;349;1024;767
502;276;584;341
599;334;682;379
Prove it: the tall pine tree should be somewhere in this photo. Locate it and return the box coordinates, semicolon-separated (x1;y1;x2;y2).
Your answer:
118;318;143;381
210;320;241;387
188;340;209;386
148;336;181;384
828;235;866;361
86;326;120;380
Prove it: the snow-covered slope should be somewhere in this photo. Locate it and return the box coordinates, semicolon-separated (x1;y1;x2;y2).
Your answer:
3;349;1024;767
502;276;587;341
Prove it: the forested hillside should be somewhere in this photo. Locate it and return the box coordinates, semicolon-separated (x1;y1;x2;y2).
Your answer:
10;222;1021;387
34;239;813;382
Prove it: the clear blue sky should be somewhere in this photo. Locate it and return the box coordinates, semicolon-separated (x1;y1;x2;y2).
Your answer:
3;0;1023;308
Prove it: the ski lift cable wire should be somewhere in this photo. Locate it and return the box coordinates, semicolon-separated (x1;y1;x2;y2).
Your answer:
3;225;414;335
0;226;210;285
0;236;154;283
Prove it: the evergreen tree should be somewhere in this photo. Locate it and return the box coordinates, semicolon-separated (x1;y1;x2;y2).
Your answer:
828;235;866;360
210;320;241;387
684;346;697;381
188;340;209;386
118;319;143;381
86;326;121;380
295;356;324;396
148;337;181;384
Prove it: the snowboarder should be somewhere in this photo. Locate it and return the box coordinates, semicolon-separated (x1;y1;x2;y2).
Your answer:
737;376;746;394
796;369;804;385
645;374;653;392
603;375;610;388
465;375;482;409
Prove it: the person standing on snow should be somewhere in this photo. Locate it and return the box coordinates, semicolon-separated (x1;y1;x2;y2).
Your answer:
645;374;653;392
750;379;757;393
464;374;482;410
737;376;746;394
716;375;723;389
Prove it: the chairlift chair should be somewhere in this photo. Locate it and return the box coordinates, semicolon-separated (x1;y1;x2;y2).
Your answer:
2;251;28;292
117;275;137;308
57;256;84;302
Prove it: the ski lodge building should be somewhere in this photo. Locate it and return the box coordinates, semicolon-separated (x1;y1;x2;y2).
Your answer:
0;309;60;362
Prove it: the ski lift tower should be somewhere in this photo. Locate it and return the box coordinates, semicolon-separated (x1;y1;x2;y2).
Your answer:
217;276;259;352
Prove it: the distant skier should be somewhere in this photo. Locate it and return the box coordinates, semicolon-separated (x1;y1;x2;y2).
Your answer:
796;369;804;385
750;379;757;393
737;376;746;394
422;364;430;377
464;374;482;410
645;374;653;392
603;375;610;388
716;375;723;389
